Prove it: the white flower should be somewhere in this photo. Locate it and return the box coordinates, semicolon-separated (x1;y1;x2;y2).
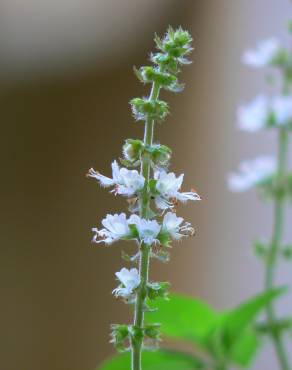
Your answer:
271;96;292;125
242;38;279;67
237;95;269;132
162;212;194;240
154;170;200;209
238;95;292;132
92;213;131;245
129;215;161;245
228;156;276;192
113;267;140;298
87;160;145;197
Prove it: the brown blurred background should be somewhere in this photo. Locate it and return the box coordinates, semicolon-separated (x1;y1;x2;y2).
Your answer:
1;1;292;369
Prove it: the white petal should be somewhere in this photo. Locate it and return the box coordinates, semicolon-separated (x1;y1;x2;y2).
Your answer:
272;96;292;125
176;191;201;202
228;156;276;192
237;95;268;132
242;38;279;67
87;168;115;187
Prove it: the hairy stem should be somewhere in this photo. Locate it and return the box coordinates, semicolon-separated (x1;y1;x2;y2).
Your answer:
265;128;290;370
131;81;161;370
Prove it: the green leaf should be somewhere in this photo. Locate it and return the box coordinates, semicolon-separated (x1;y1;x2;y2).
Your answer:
98;350;205;370
146;290;285;368
145;293;217;346
228;328;259;367
213;287;286;365
221;287;286;344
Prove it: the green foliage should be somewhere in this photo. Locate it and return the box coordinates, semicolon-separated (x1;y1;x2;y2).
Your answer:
98;350;205;370
145;290;284;368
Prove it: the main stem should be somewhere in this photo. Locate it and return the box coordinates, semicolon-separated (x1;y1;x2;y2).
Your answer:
264;128;290;370
131;81;161;370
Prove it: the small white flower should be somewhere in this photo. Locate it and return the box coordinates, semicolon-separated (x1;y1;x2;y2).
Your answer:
154;171;200;209
92;213;131;245
237;95;269;132
228;156;276;192
113;268;140;298
271;96;292;125
87;160;145;197
162;212;194;240
242;38;279;67
129;215;161;245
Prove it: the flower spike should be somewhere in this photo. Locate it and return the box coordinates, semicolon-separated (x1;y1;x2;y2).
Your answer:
87;27;198;370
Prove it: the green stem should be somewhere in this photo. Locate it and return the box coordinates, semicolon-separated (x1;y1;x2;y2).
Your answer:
131;81;161;370
264;128;290;370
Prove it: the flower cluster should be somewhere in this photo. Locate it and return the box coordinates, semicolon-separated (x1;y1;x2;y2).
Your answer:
88;162;200;211
238;95;292;132
242;38;280;67
92;211;194;246
88;27;198;359
228;156;276;192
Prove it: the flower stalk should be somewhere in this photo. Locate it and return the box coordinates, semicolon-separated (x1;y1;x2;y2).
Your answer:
265;128;290;370
132;81;161;370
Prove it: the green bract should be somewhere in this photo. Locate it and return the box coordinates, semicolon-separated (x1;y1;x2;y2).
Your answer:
155;26;193;60
130;98;169;122
147;282;170;300
137;67;177;87
121;139;172;169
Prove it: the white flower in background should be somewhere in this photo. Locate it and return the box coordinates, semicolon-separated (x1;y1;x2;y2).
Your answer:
129;215;161;245
238;95;292;132
113;268;140;298
92;213;131;244
242;38;279;67
237;95;269;132
228;156;276;192
154;170;200;209
87;160;145;197
272;96;292;125
162;212;194;240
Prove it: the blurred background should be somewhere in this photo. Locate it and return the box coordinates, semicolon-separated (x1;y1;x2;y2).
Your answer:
1;0;292;369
